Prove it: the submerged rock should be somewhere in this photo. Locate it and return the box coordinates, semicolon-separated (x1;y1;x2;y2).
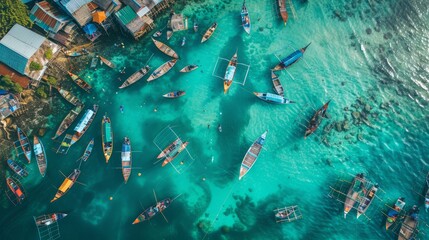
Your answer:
352;111;361;119
343;120;350;131
364;104;372;112
366;28;372;35
335;122;343;132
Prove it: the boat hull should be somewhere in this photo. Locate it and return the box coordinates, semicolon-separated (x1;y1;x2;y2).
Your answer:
121;138;132;183
17;128;31;163
33;136;47;177
6;177;25;203
223;52;238;93
239;131;267;180
132;198;171;224
147;59;177;82
201;23;218;43
101;116;113;163
51;169;80;202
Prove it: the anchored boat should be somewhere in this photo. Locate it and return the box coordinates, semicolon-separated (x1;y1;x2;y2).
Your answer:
16;128;32;163
51;169;80;202
278;0;288;25
239;130;267;180
7;159;28;177
241;1;251;34
147;59;177;82
119;65;150;89
57;88;81;106
254;92;294;104
101;115;113;163
304;100;331;139
52;104;84;140
35;213;67;227
6;177;25;203
163;91;185;98
272;43;311;71
80;138;94;162
356;184;379;218
162;141;189;167
398;205;419;240
133;198;171;224
33;136;47;177
99;56;116;68
121;137;132;183
271;71;284;96
385;197;405;230
343;173;366;218
201;22;218;43
67;72;92;93
157;138;182;159
71;105;99;145
180;65;198;73
223;51;238;93
152;38;179;59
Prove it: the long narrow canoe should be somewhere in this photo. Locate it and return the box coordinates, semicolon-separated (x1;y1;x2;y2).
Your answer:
343;173;366;218
241;1;251;34
152;38;179;59
7;159;28;177
132;198;172;224
157;138;181;159
71;105;99;145
254;92;294;104
101;115;113;163
147;59;177;82
201;22;218;43
67;72;92;93
304;100;331;139
223;51;238;93
81;138;94;162
272;43;311;71
163;91;185;98
52;104;84;140
398;205;419;240
6;177;25;203
50;169;80;202
238;131;267;180
99;56;116;69
35;213;68;227
180;65;198;73
271;71;284;96
357;184;379;218
57;88;81;106
121;137;132;183
33;136;47;177
17;128;32;163
162;141;189;167
119;65;150;89
278;0;288;25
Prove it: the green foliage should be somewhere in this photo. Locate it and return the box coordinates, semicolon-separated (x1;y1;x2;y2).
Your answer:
45;48;53;60
0;75;23;93
0;0;33;39
46;76;57;86
29;61;42;71
36;86;48;99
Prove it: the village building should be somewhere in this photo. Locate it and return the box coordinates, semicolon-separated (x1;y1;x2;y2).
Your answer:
92;0;122;17
114;5;153;40
0;93;20;121
54;0;99;27
30;1;72;34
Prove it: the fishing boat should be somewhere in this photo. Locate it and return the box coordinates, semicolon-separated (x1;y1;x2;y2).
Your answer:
425;172;429;212
50;169;80;202
6;177;25;203
16;128;32;163
194;21;198;32
7;159;28;177
52;104;84;140
147;59;177;82
162;141;189;167
33;136;47;177
254;92;295;104
57;88;81;106
272;43;311;71
99;56;116;69
274;205;302;223
343;173;366;218
241;1;251;34
271;71;284;96
239;130;268;180
56;134;73;154
81;138;94;162
180;65;198;73
64;49;88;57
304;100;331;138
163;91;185;98
223;51;238;93
356;184;379;218
152;38;179;59
201;22;218;43
121;137;132;183
278;0;288;25
119;65;150;89
398;205;419;240
385;197;405;230
67;71;92;93
153;31;162;38
157;138;182;159
71;105;99;145
101;115;113;163
181;37;186;47
132;198;172;224
35;213;67;227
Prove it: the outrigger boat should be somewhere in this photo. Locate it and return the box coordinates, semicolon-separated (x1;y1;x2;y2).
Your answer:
385;197;405;230
119;65;150;89
254;92;294;104
56;134;73;154
278;0;288;25
271;71;284;96
304;100;331;139
425;171;429;212
157;138;182;159
241;1;251;34
67;72;92;93
162;141;189;167
201;22;218;43
356;184;379;218
101;115;113;163
274;205;302;223
343;173;366;218
80;138;94;162
132;190;174;224
51;169;80;202
7;159;28;177
272;43;311;71
398;205;419;240
57;88;81;106
16;128;32;163
6;177;25;203
33;136;47;177
70;105;99;145
163;91;185;98
121;137;132;183
99;56;116;68
52;104;84;140
223;51;238;93
35;213;67;227
239;130;267;180
147;59;177;82
152;38;179;59
180;65;198;73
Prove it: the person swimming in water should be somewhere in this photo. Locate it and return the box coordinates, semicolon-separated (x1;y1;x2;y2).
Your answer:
120;105;124;113
218;124;222;133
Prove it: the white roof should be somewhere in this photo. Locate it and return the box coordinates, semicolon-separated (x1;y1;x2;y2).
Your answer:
34;143;43;155
0;24;45;59
224;66;236;81
121;152;131;161
74;109;94;132
137;6;150;17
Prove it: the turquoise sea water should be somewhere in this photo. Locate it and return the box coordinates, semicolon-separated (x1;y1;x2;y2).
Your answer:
1;0;429;239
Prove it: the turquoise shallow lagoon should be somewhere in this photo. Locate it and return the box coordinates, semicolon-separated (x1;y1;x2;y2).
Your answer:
1;0;429;239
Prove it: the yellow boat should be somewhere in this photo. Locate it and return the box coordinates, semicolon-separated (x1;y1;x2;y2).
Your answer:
51;169;80;202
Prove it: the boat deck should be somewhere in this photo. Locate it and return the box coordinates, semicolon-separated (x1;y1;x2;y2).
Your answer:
274;205;302;223
34;215;61;240
56;134;73;154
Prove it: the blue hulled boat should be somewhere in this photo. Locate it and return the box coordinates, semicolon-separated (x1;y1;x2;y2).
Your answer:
241;1;251;34
254;92;294;104
273;43;311;71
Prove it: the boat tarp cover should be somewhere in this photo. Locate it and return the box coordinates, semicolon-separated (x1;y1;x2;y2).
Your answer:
121;144;131;161
74;110;94;132
264;93;284;103
224;66;236;81
282;51;302;66
59;178;73;192
34;143;43;155
103;122;112;142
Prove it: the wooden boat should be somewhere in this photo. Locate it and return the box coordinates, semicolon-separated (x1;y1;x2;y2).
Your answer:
356;184;379;218
272;43;311;71
157;138;182;158
271;71;284;96
6;177;25;203
241;1;251;34
385;197;405;230
33;136;47;177
162;141;189;167
67;71;92;93
343;173;366;218
181;37;186;47
16;128;32;163
121;137;132;183
101;115;113;163
278;0;288;25
153;31;162;38
147;59;177;82
7;159;28;177
99;56;116;69
163;91;185;98
119;65;150;89
56;134;73;154
201;22;218;43
304;100;331;138
223;51;238;93
35;213;68;227
81;138;94;162
274;205;302;223
64;49;88;57
238;130;268;180
180;65;198;73
152;38;179;59
398;205;419;240
52;104;84;140
254;92;294;104
425;172;429;212
71;105;99;145
57;88;81;106
50;169;80;202
132;198;172;224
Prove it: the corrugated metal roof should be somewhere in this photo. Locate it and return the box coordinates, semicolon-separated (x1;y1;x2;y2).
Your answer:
115;6;137;26
0;24;45;59
60;0;92;14
137;6;150;17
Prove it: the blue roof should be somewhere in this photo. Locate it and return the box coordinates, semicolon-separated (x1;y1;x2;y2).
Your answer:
83;23;97;35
